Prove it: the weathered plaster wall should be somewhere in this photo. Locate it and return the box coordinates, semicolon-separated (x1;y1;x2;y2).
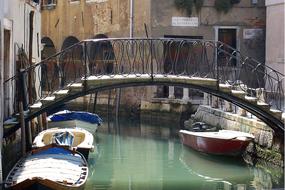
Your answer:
150;0;266;62
41;0;151;50
0;0;41;182
265;0;285;74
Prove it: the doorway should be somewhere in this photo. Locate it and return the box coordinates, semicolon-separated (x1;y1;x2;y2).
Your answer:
217;28;238;66
4;29;11;118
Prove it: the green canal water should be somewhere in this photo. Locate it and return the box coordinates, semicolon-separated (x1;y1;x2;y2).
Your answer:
83;119;284;190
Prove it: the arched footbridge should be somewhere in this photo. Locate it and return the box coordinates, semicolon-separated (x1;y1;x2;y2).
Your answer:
4;38;284;137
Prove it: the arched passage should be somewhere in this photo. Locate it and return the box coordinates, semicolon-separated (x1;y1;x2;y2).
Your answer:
41;37;56;59
88;34;114;74
60;36;83;87
40;37;58;92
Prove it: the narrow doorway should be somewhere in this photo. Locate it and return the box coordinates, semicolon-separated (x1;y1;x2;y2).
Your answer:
217;28;237;66
4;29;11;118
158;35;203;99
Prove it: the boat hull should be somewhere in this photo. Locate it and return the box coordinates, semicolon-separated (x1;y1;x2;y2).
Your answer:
48;120;99;133
9;178;86;190
33;128;94;160
5;146;88;190
179;130;252;156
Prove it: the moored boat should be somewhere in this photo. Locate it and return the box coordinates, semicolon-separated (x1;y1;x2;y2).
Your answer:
5;145;88;190
47;110;102;133
33;127;94;159
179;126;254;156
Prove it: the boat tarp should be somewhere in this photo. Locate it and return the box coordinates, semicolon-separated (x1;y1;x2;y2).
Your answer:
35;147;72;156
49;110;103;125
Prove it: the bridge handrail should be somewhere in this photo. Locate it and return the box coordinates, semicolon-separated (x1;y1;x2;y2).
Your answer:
3;38;284;117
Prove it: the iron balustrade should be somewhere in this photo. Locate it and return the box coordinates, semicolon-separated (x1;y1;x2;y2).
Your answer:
4;38;284;119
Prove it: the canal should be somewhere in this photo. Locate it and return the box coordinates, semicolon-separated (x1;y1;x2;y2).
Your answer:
81;118;283;190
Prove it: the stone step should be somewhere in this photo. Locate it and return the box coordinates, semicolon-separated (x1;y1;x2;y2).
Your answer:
257;101;271;110
219;83;232;93
269;109;282;119
231;90;246;99
41;96;56;104
68;83;83;91
244;96;257;104
54;89;69;98
30;102;42;112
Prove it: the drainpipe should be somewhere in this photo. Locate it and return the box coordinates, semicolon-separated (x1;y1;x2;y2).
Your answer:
130;0;134;38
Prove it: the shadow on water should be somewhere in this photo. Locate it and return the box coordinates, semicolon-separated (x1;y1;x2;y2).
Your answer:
82;117;284;190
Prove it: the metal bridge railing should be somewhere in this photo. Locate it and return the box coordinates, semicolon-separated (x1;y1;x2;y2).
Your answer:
4;38;285;117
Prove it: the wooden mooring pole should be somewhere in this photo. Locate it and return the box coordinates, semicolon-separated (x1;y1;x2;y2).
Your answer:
19;101;26;156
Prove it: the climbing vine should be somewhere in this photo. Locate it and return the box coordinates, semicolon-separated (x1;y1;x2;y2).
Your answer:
214;0;241;13
174;0;241;15
174;0;204;16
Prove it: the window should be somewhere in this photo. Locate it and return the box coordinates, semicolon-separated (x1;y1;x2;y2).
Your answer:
86;0;108;3
42;0;57;9
70;0;80;4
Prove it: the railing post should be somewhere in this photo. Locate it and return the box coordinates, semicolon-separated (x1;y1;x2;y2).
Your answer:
84;41;88;91
216;42;220;91
19;69;28;111
150;39;154;81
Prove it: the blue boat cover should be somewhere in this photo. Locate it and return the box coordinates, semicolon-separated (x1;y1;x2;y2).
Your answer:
35;147;72;155
49;110;103;125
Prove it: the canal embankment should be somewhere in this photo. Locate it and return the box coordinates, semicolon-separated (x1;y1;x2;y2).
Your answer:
184;105;284;167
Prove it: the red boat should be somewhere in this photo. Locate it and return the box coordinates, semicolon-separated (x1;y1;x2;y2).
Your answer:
179;129;254;156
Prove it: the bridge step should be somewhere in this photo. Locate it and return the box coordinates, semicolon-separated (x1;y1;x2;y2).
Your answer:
269;109;282;119
219;84;232;93
257;101;271;110
30;102;42;112
231;90;246;99
68;83;83;92
41;96;56;104
244;96;257;104
54;90;69;98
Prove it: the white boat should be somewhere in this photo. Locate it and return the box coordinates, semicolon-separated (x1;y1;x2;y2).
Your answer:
47;110;102;133
5;145;88;190
33;127;94;159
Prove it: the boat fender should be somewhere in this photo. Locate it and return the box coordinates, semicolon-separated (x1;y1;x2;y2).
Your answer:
90;145;95;152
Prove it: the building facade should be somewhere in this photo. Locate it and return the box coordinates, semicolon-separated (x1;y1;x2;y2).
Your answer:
0;0;41;181
265;0;284;75
41;0;266;109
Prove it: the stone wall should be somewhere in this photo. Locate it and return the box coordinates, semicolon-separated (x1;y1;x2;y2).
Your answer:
185;105;283;166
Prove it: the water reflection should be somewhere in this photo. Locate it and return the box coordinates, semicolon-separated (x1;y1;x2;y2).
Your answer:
180;147;253;189
83;119;284;190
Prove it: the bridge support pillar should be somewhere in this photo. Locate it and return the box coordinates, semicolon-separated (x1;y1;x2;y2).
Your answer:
182;88;189;101
225;101;233;112
203;93;209;105
237;107;247;116
211;96;219;108
168;86;175;99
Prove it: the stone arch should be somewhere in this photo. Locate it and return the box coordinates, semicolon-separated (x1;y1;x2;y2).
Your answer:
61;36;80;50
60;36;83;87
41;37;56;59
41;37;59;92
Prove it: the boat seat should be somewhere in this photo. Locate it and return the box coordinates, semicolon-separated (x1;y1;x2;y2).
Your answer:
54;131;74;146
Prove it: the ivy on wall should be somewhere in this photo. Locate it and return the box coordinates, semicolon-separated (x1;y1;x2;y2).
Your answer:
174;0;241;15
214;0;241;13
174;0;204;16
